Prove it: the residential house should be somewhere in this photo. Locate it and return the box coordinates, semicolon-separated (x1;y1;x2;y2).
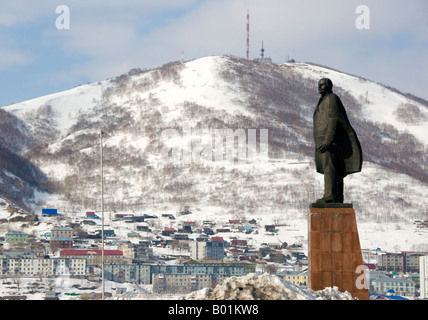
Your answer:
231;239;248;247
265;225;276;232
279;270;308;286
51;227;73;238
162;227;176;236
96;230;115;237
5;231;28;244
81;220;97;226
136;225;151;232
86;211;99;219
127;232;140;238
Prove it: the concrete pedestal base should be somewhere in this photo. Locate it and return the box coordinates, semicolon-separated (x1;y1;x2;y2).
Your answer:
308;204;369;300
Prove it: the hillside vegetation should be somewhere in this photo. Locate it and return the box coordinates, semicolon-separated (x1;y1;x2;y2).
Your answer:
1;56;427;227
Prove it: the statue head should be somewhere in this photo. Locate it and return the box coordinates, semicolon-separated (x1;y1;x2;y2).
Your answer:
318;78;333;95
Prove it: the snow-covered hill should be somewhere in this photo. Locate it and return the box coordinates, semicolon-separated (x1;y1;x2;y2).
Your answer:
2;55;428;253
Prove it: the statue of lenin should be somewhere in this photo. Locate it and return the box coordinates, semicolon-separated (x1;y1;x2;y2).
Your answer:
313;78;362;203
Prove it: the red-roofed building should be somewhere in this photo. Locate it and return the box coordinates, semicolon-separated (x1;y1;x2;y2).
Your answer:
162;227;176;236
231;239;247;246
60;249;125;265
86;212;99;219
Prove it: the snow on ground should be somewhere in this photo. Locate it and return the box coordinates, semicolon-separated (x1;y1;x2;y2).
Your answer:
0;274;158;300
155;56;253;118
0;272;355;300
3;82;106;136
182;273;354;300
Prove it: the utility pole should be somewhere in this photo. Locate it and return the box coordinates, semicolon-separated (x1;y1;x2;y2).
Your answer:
100;130;105;300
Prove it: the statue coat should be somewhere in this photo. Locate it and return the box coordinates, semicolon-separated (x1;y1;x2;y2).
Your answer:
313;92;362;176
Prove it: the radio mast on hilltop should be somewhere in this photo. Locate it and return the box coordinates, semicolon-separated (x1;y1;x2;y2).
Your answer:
246;10;250;60
261;41;264;59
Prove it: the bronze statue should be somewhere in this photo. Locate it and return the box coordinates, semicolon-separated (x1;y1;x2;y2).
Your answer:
313;78;362;203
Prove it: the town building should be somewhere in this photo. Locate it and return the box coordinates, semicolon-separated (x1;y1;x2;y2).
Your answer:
0;252;86;276
420;255;428;299
0;251;36;260
104;261;255;292
86;212;99;219
190;237;224;261
377;251;428;272
279;270;308;286
59;249;125;265
5;231;28;244
17;258;86;276
118;242;155;263
104;264;151;284
152;273;212;294
151;262;254;294
50;235;73;249
51;226;73;238
371;274;415;297
96;230;115;237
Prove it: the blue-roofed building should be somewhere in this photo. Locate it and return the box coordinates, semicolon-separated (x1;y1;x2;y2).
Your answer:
372;275;415;298
374;289;409;300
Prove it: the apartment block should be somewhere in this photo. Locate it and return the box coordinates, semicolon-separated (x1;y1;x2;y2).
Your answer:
420;255;428;299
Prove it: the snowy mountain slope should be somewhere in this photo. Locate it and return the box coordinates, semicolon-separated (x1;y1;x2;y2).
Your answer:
4;82;105;138
1;55;428;253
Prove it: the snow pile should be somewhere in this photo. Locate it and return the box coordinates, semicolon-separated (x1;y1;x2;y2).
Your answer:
182;273;355;300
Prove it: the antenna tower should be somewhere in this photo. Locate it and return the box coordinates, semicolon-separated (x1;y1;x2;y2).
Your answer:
246;10;250;60
261;41;264;59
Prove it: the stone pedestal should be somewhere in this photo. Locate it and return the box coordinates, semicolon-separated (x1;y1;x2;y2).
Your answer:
308;204;369;300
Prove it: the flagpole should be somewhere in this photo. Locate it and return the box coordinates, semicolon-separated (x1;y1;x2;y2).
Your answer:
100;130;105;300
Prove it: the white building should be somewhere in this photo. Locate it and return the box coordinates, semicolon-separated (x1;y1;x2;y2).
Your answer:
190;237;224;261
372;275;415;297
420;255;428;299
0;257;86;276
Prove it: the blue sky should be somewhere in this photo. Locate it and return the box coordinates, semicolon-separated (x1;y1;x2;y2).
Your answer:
1;0;427;106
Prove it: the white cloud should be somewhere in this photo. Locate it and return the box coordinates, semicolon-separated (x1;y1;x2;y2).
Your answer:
2;0;427;101
54;0;428;100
